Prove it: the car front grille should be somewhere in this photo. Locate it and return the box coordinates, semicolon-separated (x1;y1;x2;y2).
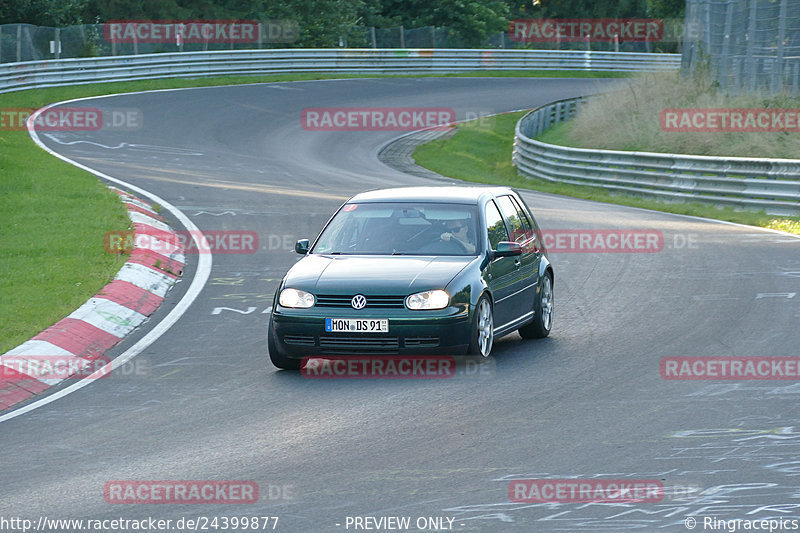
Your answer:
281;333;442;353
319;336;400;351
315;294;406;309
282;334;315;346
403;336;440;348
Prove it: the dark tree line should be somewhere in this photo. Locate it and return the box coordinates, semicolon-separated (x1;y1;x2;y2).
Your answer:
0;0;685;47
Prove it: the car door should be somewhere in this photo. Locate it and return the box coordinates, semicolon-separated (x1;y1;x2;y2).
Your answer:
482;199;518;329
495;194;542;323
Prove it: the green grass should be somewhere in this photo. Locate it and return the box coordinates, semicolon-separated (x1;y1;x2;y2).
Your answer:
413;111;800;234
0;69;621;353
0;121;130;353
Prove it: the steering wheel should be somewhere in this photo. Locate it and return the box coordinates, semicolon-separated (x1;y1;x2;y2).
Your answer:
439;235;468;253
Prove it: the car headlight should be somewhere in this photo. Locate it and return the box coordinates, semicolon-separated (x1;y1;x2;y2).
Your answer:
406;290;449;310
279;288;315;308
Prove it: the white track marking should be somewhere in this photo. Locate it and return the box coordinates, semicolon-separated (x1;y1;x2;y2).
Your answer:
0;97;212;424
128;211;172;231
41;133;204;155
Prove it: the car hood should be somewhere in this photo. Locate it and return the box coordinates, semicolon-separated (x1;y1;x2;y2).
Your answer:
283;254;474;294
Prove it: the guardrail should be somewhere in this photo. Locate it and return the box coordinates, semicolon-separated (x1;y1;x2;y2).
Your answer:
513;97;800;216
0;48;680;94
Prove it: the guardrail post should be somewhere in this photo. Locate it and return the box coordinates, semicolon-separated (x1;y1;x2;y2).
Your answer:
719;2;733;90
732;57;744;96
773;0;788;94
746;0;757;92
399;26;405;48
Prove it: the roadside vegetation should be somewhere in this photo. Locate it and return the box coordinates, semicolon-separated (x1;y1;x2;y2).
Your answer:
413;107;800;235
3;0;684;51
0;93;130;354
543;71;800;159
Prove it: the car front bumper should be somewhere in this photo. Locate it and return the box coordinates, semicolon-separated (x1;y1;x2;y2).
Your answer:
270;305;472;358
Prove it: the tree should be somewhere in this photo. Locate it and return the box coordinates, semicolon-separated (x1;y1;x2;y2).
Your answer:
381;0;509;47
646;0;685;19
252;0;371;47
504;0;651;19
1;0;89;25
84;0;191;21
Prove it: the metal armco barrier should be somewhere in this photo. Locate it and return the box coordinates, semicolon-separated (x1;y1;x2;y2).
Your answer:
513;97;800;216
0;48;680;93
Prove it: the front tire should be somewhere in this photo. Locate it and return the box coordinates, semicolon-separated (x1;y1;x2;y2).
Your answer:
467;295;494;358
268;316;302;370
519;271;553;339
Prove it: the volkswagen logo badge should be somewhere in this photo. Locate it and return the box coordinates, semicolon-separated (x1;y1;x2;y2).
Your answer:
351;294;367;310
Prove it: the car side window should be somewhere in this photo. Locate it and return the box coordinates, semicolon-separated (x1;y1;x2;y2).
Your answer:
496;196;526;243
485;200;509;250
509;196;533;234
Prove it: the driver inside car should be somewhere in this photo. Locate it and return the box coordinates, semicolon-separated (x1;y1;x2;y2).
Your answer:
440;218;476;254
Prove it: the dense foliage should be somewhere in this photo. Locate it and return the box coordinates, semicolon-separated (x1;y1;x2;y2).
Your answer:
0;0;685;47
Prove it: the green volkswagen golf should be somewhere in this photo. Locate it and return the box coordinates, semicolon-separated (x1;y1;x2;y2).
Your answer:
268;186;553;370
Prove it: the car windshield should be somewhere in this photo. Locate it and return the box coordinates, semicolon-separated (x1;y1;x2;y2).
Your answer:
312;202;479;256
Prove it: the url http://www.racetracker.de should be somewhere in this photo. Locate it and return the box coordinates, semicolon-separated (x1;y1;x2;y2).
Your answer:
0;516;280;532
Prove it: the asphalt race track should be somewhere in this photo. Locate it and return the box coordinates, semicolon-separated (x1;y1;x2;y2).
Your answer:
3;77;800;532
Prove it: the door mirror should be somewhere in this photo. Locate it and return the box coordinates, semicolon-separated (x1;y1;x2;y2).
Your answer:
493;241;522;258
295;239;310;254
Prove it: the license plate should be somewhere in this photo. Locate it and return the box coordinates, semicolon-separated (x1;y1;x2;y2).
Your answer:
325;318;388;333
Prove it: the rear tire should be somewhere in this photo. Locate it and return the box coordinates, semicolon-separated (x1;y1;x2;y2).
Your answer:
268;316;301;370
467;295;494;358
519;271;553;339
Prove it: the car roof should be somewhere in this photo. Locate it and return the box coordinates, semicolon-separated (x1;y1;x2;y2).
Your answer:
348;186;515;204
